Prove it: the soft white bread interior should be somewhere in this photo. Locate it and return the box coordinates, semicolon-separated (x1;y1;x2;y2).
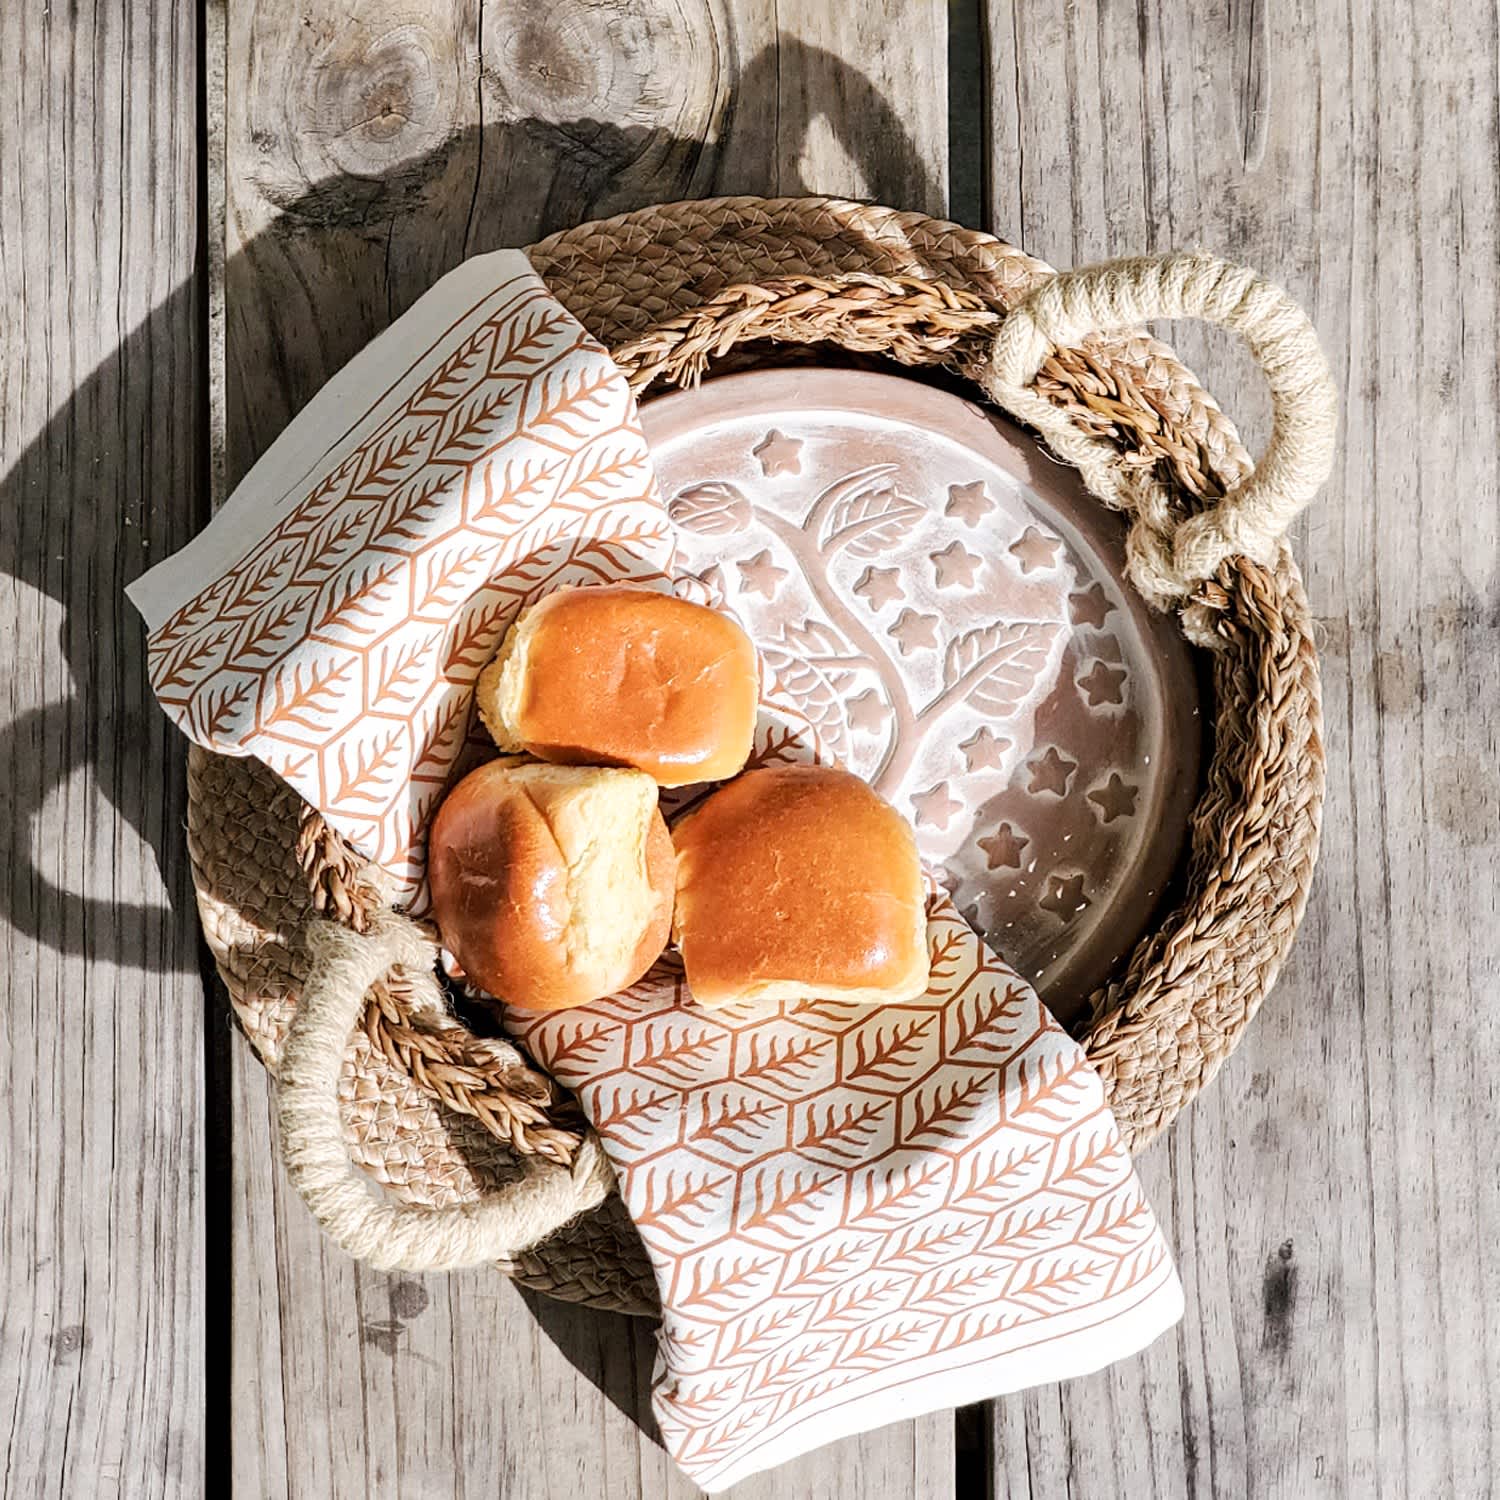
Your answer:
428;759;674;1011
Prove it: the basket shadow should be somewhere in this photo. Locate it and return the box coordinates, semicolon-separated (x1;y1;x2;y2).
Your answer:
1;32;939;1453
0;33;940;979
513;1282;669;1445
0;277;207;974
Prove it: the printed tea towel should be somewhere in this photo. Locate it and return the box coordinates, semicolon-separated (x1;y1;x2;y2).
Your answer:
512;850;1183;1490
128;251;674;901
129;251;1183;1491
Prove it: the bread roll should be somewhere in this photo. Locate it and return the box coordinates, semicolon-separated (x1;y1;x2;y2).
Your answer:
428;759;674;1011
671;765;930;1008
477;584;759;787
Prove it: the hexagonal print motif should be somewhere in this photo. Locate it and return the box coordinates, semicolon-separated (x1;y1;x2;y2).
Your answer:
521;884;1180;1491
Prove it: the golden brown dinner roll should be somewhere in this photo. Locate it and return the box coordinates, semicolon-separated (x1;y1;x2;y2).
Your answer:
477;584;759;787
428;759;674;1011
671;765;930;1008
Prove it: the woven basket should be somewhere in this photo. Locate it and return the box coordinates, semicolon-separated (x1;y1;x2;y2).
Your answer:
188;197;1327;1317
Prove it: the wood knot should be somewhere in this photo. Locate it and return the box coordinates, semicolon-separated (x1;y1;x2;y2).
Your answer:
487;0;657;124
307;21;458;180
255;19;464;228
484;0;720;137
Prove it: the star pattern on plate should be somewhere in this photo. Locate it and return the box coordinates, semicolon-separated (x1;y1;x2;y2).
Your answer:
1088;773;1139;823
854;565;905;610
1039;872;1090;920
1069;582;1115;630
847;689;889;734
945;480;995;527
1077;659;1127;706
960;727;1010;772
737;549;789;599
978;821;1029;870
1026;745;1077;796
931;541;982;589
752;429;803;476
1009;525;1062;575
911;781;962;830
890;608;940;655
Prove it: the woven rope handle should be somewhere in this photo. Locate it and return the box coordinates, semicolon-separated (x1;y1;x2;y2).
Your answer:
614;248;1336;643
979;251;1338;620
276;911;613;1271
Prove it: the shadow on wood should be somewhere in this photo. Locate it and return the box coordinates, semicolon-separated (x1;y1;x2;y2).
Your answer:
514;1282;667;1440
0;34;948;1481
0;35;941;982
0;279;207;972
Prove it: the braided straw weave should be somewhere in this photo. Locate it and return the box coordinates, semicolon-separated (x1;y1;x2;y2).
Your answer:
188;197;1329;1314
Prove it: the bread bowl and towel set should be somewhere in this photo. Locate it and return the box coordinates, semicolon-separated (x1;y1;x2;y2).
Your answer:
129;200;1336;1491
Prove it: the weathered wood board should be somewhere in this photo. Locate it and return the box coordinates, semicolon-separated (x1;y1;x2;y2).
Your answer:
7;0;1498;1495
983;2;1500;1496
0;3;207;1497
217;3;955;1496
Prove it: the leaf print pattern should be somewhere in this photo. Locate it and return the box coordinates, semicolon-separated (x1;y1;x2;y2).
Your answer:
754;1337;840;1390
369;636;438;711
691;1092;782;1150
635;1168;733;1246
332;729;405;803
186;679;254;744
544;1018;618;1070
776;1236;881;1294
947;983;1031;1057
590;1085;679;1145
255;658;354;736
841;1316;938;1370
661;1373;746;1420
678;1256;780;1316
845;1015;935;1085
983;1204;1083;1255
634;1024;725;1085
738;1033;829;1091
145;268;673;900
905;1073;993;1143
822;1273;912;1323
795;1099;890;1162
231;594;304;663
510;762;1179;1491
948;1142;1050;1209
740;1170;842;1236
714;1302;808;1362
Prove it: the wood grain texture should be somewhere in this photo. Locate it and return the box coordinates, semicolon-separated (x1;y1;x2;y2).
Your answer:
984;2;1500;1496
217;2;954;1495
0;2;206;1497
222;0;948;479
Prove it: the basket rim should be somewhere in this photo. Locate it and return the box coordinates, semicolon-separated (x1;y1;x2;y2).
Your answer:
189;194;1326;1312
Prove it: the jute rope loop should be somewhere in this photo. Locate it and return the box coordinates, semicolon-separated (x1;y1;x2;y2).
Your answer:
611;250;1336;645
977;251;1339;625
277;910;614;1270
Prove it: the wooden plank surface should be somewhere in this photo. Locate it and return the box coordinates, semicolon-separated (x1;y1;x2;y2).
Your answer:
11;1;1494;1495
983;2;1500;1496
217;3;954;1496
0;3;206;1498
